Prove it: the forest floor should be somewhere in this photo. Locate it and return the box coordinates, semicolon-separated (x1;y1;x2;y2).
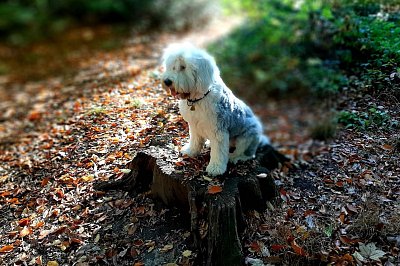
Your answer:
0;17;399;266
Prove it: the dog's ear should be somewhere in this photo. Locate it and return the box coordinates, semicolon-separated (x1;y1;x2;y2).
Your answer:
162;44;180;68
196;56;219;87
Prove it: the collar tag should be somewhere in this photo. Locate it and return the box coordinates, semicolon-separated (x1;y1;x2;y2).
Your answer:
186;90;211;111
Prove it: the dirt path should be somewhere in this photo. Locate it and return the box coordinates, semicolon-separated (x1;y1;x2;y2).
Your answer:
1;16;399;266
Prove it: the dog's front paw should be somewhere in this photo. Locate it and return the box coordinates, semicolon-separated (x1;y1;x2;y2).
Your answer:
181;144;200;157
206;162;227;176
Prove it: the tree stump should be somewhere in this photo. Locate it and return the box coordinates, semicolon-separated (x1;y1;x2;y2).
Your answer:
94;144;288;266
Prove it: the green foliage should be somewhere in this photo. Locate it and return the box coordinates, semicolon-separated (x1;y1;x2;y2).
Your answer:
0;0;215;45
210;0;348;97
337;107;393;130
211;0;399;98
87;106;108;117
129;99;143;109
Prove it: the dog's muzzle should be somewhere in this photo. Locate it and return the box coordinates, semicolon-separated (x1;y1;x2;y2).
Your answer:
163;78;190;99
164;78;173;87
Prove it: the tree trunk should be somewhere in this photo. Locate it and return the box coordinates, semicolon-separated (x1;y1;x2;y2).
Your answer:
94;144;287;266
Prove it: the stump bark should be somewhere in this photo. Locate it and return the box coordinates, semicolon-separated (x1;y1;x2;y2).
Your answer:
94;144;288;266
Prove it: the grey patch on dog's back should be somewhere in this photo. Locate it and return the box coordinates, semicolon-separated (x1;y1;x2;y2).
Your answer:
216;87;263;139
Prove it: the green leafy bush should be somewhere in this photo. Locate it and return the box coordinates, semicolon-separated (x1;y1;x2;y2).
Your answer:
337;107;394;130
210;0;348;97
211;0;399;99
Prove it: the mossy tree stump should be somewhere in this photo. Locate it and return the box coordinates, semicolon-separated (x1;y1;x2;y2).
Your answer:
94;144;288;266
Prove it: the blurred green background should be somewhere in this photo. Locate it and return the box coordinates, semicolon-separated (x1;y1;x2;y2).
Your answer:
211;0;400;98
0;0;215;44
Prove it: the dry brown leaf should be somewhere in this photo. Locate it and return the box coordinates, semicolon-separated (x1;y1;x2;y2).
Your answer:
133;239;144;247
28;111;42;121
346;204;358;214
0;175;8;183
19;226;33;238
38;229;53;240
0;244;14;253
35;256;43;265
291;240;307;256
70;238;83;245
160;244;174;252
248;241;261;253
271;244;286;252
18;217;31;226
47;261;59;266
339;235;359;245
207;185;222;194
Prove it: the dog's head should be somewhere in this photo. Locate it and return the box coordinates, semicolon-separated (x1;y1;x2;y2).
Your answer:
161;43;219;99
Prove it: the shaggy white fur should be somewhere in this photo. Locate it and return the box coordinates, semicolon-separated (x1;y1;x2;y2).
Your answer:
162;43;269;176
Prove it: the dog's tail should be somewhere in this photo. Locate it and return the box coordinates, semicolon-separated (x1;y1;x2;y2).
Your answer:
258;135;270;148
256;135;290;170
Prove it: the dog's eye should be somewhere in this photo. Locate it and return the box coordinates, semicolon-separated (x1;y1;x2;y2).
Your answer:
180;65;186;71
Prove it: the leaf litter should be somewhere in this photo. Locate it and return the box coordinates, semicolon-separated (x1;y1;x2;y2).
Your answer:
0;20;399;266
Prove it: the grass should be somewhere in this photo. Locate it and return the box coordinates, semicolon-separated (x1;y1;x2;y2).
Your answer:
86;106;108;117
309;117;337;141
129;99;143;109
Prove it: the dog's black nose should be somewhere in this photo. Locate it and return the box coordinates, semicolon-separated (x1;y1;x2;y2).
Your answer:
164;78;173;86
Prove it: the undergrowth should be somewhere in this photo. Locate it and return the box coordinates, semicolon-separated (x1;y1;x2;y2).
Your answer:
211;0;399;136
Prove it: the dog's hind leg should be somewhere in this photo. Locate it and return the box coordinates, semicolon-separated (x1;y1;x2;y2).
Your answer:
229;135;258;164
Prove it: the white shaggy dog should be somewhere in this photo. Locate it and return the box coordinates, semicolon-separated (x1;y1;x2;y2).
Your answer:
162;43;269;176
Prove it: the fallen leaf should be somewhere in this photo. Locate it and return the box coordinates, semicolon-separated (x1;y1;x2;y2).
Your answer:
18;218;31;226
81;175;94;182
28;111;42;121
203;176;213;182
35;256;43;265
0;244;13;253
19;226;33;238
38;229;53;240
0;175;8;183
340;235;359;245
271;244;286;252
160;244;174;252
41;177;50;187
248;241;261;253
346;204;358;214
342;253;354;262
182;250;192;257
339;212;346;224
133;239;144;247
382;144;392;150
34;221;45;228
286;208;294;219
207;185;222;194
47;261;59;266
120;169;131;174
291;240;307;256
70;238;83;245
358;242;386;261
